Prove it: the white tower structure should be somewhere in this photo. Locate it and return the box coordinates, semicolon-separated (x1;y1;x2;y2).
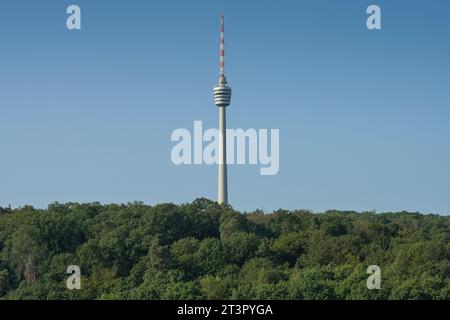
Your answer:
213;14;231;205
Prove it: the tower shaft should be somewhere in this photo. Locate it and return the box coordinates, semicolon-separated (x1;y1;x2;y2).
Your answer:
218;106;228;204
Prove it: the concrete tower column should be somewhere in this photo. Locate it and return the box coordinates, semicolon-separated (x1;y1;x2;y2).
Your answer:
218;106;228;204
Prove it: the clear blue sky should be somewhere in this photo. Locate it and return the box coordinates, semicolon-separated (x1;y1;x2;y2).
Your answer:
0;0;449;214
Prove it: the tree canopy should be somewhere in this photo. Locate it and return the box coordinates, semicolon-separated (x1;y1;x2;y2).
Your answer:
0;199;448;300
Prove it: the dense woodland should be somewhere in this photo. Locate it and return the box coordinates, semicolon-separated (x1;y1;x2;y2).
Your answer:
0;198;449;300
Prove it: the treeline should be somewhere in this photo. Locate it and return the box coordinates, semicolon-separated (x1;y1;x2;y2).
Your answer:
0;199;449;300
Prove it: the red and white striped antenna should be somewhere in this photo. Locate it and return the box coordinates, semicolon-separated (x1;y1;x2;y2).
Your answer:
220;14;225;76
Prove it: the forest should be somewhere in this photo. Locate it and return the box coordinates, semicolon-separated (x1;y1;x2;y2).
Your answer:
0;198;449;300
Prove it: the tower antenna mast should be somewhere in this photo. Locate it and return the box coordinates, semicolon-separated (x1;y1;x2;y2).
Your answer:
220;14;225;76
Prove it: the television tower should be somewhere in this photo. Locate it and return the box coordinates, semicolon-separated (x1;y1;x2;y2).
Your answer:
213;14;232;205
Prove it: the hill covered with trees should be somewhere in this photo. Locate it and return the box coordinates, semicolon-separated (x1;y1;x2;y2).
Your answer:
0;198;449;300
